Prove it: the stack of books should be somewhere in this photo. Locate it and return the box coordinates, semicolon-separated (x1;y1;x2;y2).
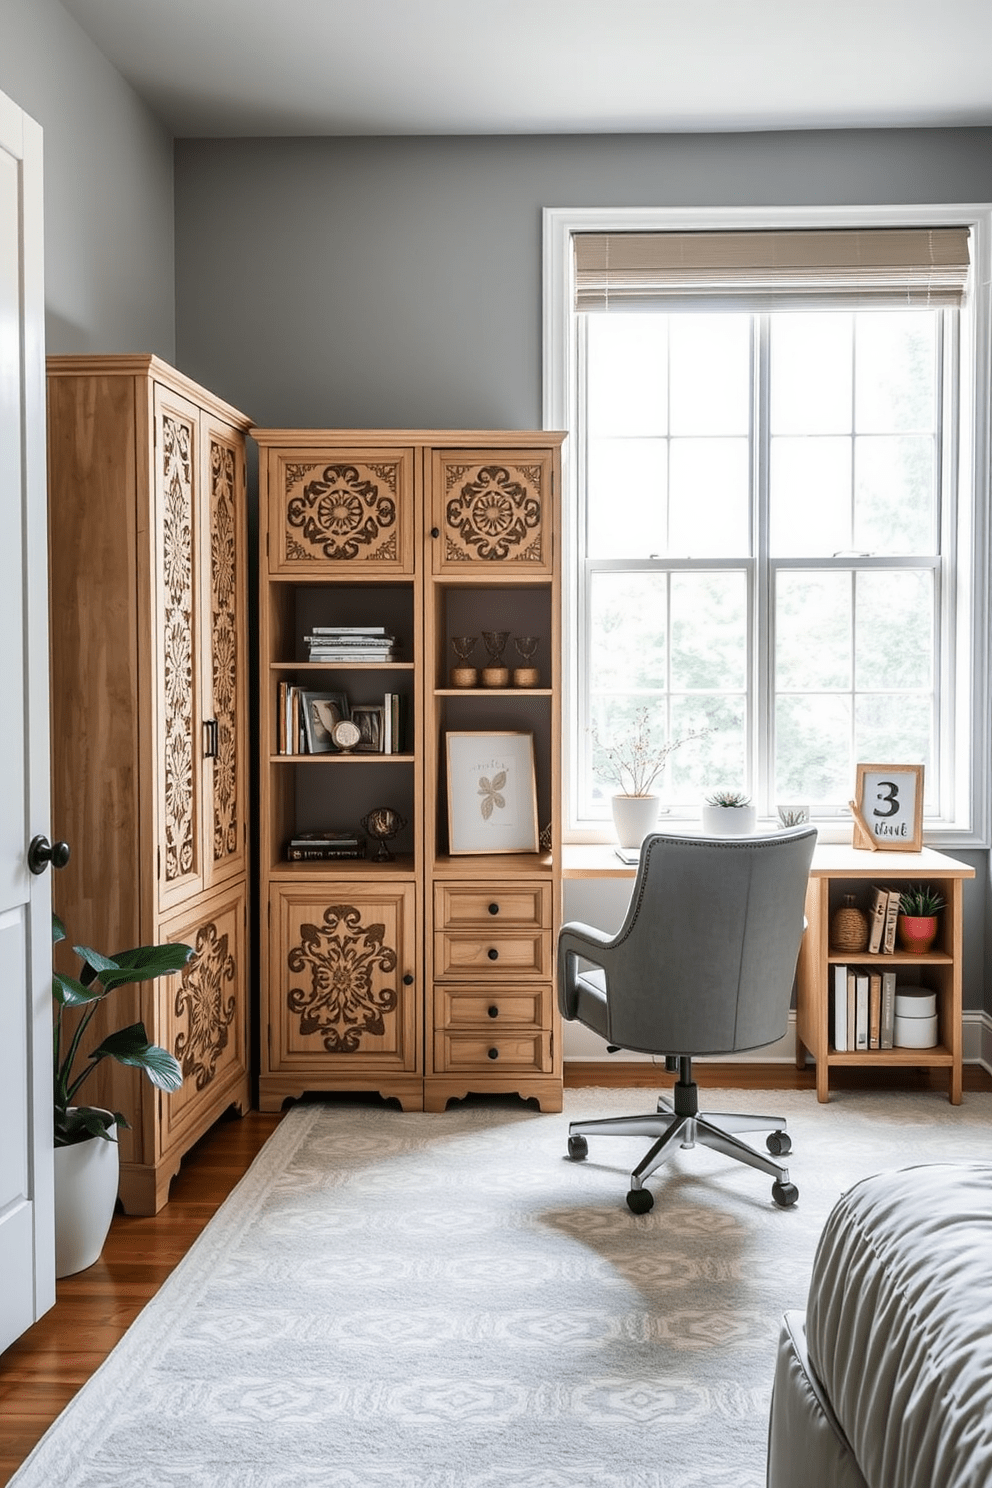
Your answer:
286;829;366;862
305;626;398;662
832;965;897;1052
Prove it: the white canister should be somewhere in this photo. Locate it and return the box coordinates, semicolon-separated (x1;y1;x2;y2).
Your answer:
893;987;939;1048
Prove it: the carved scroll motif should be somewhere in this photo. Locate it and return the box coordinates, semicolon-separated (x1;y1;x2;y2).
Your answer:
174;920;237;1090
285;463;398;562
161;413;196;882
444;464;543;562
286;905;399;1053
209;439;239;861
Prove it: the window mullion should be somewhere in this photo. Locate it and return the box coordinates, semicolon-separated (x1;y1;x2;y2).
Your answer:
755;314;772;816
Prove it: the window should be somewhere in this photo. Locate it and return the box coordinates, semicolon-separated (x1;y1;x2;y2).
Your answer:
544;209;991;843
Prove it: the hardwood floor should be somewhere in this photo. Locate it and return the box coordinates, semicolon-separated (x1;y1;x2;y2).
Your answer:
1;1064;989;1483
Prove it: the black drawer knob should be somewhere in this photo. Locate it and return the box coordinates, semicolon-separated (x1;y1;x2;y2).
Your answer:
487;947;499;961
402;974;414;985
488;1005;499;1019
430;526;440;538
487;1047;499;1060
488;902;500;915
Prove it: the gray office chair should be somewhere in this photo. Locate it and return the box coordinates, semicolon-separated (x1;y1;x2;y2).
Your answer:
558;826;817;1213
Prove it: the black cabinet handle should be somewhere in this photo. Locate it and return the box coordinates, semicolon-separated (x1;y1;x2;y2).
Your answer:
204;719;219;758
487;947;499;961
430;526;440;538
488;1005;499;1019
488;903;500;915
28;835;70;875
488;1047;499;1060
402;974;414;985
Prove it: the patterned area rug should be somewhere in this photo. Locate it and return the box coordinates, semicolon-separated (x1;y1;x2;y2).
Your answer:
12;1085;992;1487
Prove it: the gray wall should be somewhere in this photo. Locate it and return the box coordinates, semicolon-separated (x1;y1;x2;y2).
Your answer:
0;0;175;356
174;129;992;1018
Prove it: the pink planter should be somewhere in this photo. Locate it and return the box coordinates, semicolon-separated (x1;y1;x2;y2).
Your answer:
897;914;939;954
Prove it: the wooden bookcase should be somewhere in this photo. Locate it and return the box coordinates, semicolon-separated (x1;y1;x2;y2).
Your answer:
47;355;252;1213
795;845;975;1103
254;430;565;1114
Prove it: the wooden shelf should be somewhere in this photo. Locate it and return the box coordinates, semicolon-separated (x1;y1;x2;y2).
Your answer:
796;844;974;1105
269;752;415;763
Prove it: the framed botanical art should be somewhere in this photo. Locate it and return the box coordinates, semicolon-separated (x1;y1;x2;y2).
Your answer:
851;764;924;852
446;731;539;854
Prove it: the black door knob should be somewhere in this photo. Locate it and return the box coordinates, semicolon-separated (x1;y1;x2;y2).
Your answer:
430;526;440;538
487;947;499;960
28;835;70;875
402;974;414;985
488;903;500;915
488;1005;499;1018
487;1047;499;1060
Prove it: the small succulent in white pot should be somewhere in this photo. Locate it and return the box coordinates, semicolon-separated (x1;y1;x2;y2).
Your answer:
701;790;756;836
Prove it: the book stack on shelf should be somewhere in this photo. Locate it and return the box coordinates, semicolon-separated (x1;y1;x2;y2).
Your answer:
276;687;405;755
306;626;398;661
286;829;366;862
866;885;901;955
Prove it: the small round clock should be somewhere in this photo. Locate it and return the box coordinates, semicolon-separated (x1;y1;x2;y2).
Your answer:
331;718;362;753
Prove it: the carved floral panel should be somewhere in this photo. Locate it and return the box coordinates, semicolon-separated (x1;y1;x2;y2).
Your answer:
437;454;552;570
209;436;240;864
285;903;402;1056
174;918;238;1091
277;455;412;570
160;411;197;883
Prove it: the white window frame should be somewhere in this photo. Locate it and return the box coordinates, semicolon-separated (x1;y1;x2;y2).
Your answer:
543;204;992;848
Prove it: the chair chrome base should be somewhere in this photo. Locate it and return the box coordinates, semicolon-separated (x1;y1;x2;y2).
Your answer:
567;1087;798;1213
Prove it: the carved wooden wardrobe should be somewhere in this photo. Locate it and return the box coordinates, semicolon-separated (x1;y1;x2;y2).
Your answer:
47;355;251;1214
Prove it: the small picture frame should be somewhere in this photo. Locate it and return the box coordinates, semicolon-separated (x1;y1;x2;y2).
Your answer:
851;764;924;852
351;704;384;753
446;731;539;855
300;691;350;754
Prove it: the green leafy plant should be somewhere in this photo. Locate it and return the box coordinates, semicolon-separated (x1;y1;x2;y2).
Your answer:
592;708;712;797
898;884;946;918
53;913;193;1147
705;790;752;808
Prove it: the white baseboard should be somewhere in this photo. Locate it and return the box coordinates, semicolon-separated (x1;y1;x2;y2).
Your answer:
563;1009;992;1072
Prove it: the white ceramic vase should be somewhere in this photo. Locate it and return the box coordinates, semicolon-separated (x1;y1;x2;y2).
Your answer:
701;803;756;836
54;1112;120;1278
611;794;660;849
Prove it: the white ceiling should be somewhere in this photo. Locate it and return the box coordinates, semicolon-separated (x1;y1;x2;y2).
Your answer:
60;0;992;139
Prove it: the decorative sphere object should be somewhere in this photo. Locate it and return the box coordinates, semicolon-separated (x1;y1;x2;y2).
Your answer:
831;894;869;953
361;807;407;862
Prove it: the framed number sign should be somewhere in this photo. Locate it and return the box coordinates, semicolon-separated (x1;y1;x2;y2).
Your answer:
851;764;924;852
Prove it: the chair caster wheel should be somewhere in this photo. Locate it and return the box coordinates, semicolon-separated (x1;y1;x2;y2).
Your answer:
626;1187;654;1214
772;1181;799;1208
567;1135;589;1161
766;1131;792;1157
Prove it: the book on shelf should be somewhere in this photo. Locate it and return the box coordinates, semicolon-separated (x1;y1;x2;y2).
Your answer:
869;972;882;1048
847;968;856;1053
286;845;366;861
305;628;398;662
880;970;897;1049
286;829;366;862
855;972;869;1050
833;963;848;1052
310;626;389;634
382;691;403;753
867;887;887;954
881;889;901;954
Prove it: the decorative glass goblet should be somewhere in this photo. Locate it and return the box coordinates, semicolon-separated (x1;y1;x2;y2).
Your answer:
450;635;478;688
512;635;539;688
481;630;510;687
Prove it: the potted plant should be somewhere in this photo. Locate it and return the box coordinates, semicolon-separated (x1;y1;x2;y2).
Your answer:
701;790;756;836
592;708;712;848
896;884;945;954
52;913;193;1277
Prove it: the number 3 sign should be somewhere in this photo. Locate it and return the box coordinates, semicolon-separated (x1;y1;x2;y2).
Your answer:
851;764;924;852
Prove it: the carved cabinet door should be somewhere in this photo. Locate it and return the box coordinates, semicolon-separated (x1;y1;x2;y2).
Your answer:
265;447;416;576
156;883;248;1158
201;416;248;889
153;384;206;913
430;448;555;575
269;884;420;1076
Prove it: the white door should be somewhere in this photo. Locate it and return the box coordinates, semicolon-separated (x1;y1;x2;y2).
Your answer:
0;90;55;1352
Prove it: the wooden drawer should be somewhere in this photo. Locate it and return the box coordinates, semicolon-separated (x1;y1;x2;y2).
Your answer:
434;930;550;979
434;883;552;931
437;984;553;1030
435;1030;552;1074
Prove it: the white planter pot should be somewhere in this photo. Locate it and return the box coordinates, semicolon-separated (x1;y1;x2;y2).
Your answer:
54;1113;120;1278
611;794;660;849
701;804;756;836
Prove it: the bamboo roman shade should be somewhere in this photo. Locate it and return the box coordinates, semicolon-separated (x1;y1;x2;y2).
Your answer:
574;227;972;311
